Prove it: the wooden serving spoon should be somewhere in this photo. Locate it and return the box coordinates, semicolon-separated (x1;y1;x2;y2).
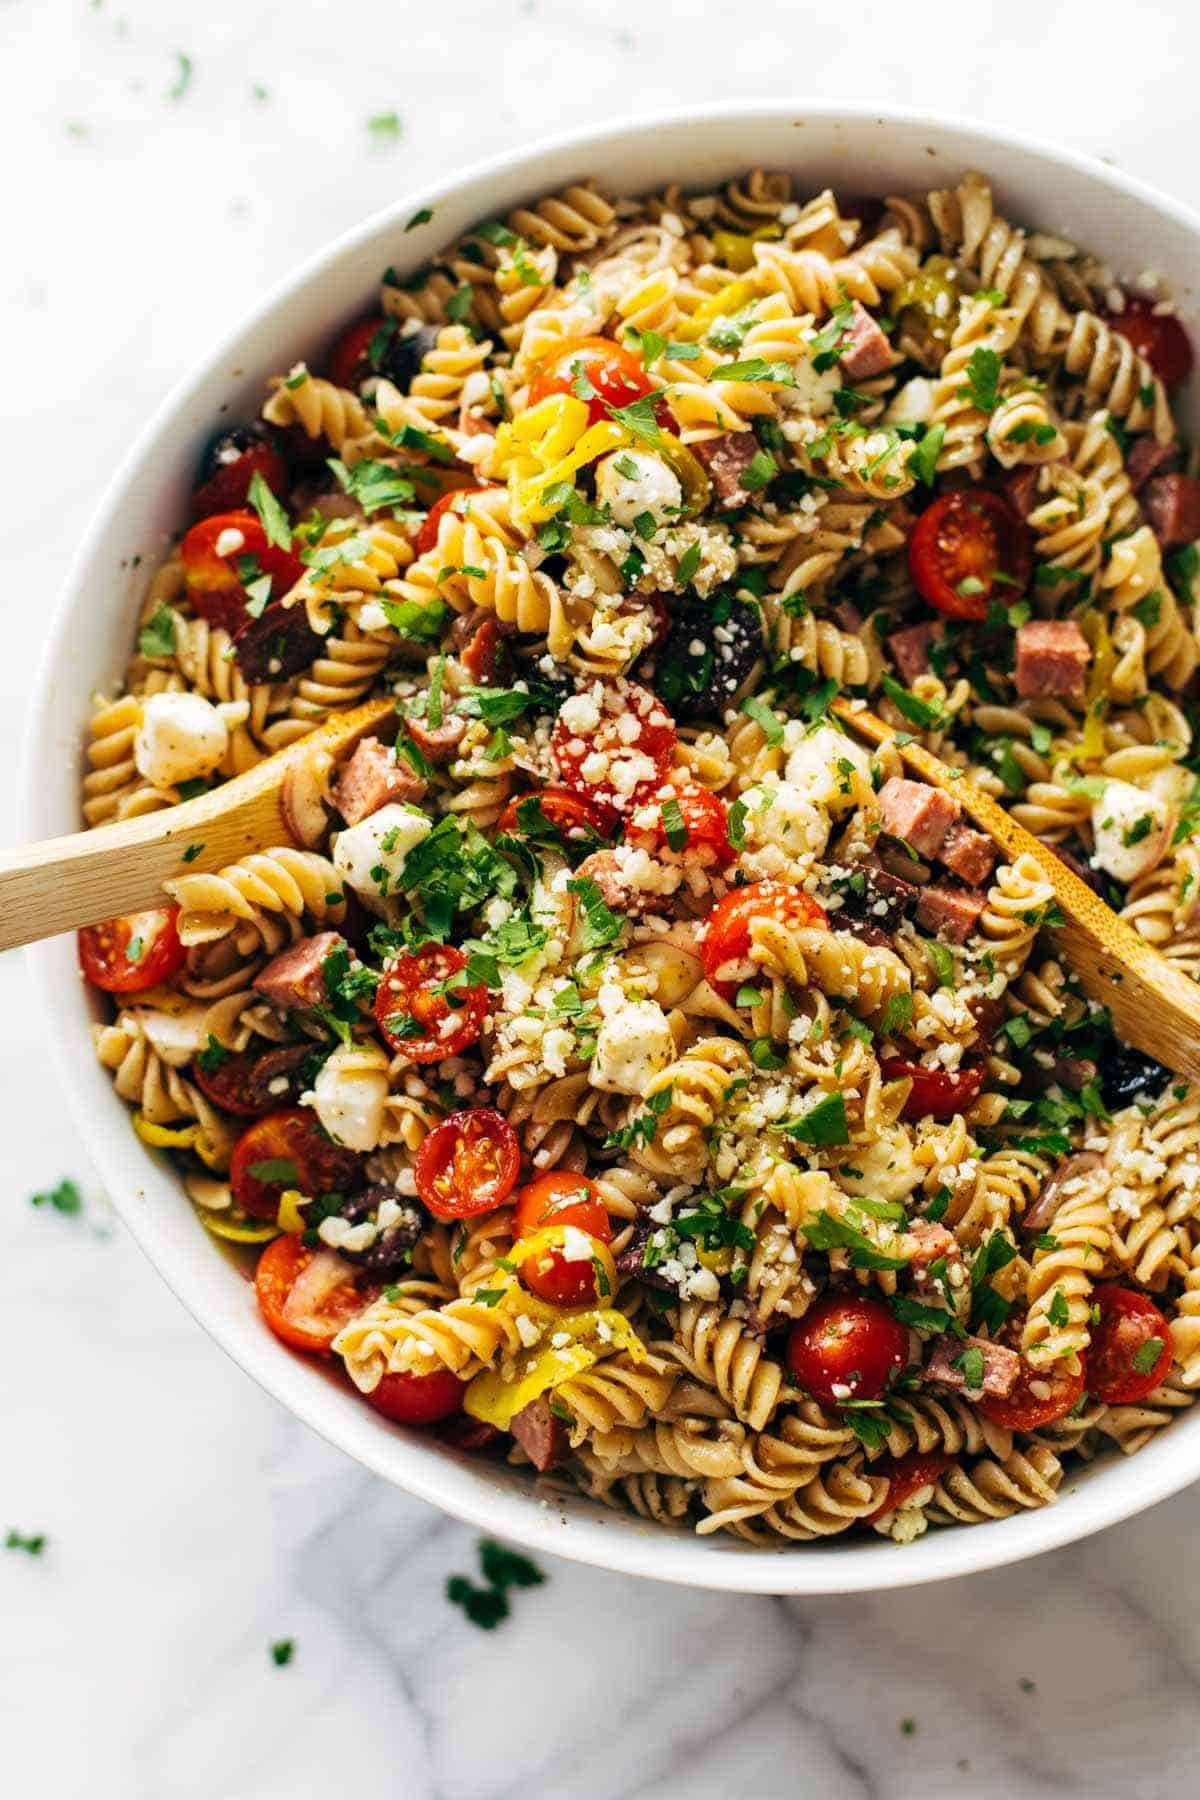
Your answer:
5;688;1200;1083
0;697;394;953
833;696;1200;1084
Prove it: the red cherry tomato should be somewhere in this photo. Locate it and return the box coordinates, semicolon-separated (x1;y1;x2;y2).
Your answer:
907;488;1032;621
786;1292;909;1405
230;1107;363;1222
180;510;304;633
700;881;829;999
879;1058;986;1121
77;907;186;994
366;1366;466;1425
512;1171;612;1308
528;334;658;426
191;432;287;522
496;785;614;841
254;1234;370;1355
414;483;488;557
1107;294;1194;389
374;945;489;1062
1085;1284;1173;1404
413;1108;521;1221
868;1450;952;1520
551;679;678;818
327;315;387;390
631;783;732;866
978;1357;1085;1432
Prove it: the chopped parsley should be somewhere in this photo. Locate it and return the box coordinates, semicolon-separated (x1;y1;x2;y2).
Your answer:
776;1091;849;1147
447;1538;544;1630
30;1178;82;1216
1132;1336;1165;1375
138;604;176;659
270;1639;295;1667
5;1530;46;1556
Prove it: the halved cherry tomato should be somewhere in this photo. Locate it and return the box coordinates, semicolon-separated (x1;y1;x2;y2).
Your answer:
1085;1284;1173;1404
374;944;489;1062
366;1366;466;1425
551;678;677;817
77;907;186;994
230;1107;363;1221
254;1233;370;1355
496;785;614;841
414;483;488;557
868;1450;952;1520
700;881;829;999
327;315;387;390
786;1292;909;1405
512;1170;612;1308
978;1356;1084;1432
879;1058;986;1121
907;488;1032;621
528;334;669;429
180;510;304;634
413;1108;520;1221
1107;294;1194;390
631;783;732;866
191;426;287;522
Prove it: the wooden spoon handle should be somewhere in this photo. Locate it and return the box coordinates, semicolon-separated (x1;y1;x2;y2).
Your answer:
0;783;288;952
834;697;1200;1084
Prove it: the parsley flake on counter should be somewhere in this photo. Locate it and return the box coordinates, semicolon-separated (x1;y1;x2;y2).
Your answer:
447;1537;545;1630
30;1178;82;1216
6;1531;46;1556
168;52;193;100
270;1638;295;1667
367;110;403;143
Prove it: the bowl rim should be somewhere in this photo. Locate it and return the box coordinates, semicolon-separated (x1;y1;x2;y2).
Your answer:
25;97;1200;1594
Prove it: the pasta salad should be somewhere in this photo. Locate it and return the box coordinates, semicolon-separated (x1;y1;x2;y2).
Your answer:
77;166;1200;1546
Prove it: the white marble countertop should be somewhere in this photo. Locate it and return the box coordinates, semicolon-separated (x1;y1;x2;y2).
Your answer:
7;3;1200;1794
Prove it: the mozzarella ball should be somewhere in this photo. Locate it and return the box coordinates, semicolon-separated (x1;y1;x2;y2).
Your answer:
333;803;432;909
134;692;229;789
311;1043;389;1152
1091;780;1172;883
593;451;682;528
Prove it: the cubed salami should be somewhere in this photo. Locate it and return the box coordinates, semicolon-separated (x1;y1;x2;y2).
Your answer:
691;431;760;506
916;881;987;943
253;931;346;1010
926;1334;1021;1398
837;300;900;380
510;1397;570;1472
1143;473;1200;549
335;736;427;826
1014;619;1090;700
878;776;960;858
939;821;997;886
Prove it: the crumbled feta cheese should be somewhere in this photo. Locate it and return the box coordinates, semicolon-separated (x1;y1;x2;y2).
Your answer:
590;998;675;1095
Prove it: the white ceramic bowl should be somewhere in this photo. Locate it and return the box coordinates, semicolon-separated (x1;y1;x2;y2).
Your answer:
27;102;1200;1593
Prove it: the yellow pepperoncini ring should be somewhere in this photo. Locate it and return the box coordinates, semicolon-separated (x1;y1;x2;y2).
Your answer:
673;276;757;342
711;223;782;273
276;1188;308;1236
464;1297;646;1428
1061;612;1113;763
492;393;633;530
193;1206;279;1245
131;1112;227;1174
654;430;712;517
